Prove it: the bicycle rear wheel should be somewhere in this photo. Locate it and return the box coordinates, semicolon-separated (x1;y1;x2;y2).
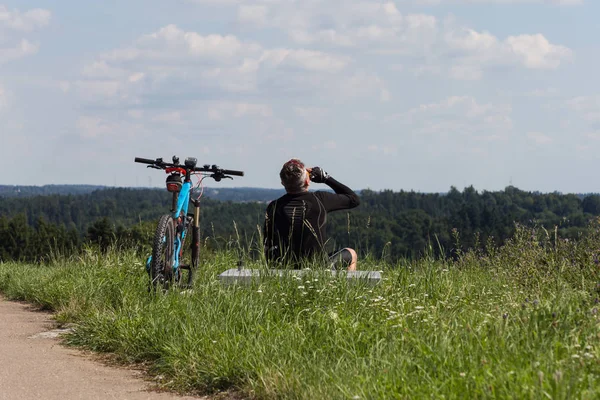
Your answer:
150;214;175;290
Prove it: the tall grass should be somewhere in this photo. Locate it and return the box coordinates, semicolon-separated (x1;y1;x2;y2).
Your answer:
1;224;600;399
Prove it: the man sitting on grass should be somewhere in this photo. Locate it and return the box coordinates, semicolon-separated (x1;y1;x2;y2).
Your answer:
263;158;361;270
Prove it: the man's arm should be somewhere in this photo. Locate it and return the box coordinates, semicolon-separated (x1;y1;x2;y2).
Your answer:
316;176;360;212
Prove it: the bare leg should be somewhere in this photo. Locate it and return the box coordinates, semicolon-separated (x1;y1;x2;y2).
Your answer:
345;248;358;271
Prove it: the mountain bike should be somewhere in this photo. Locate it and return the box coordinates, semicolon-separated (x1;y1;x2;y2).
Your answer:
135;156;244;290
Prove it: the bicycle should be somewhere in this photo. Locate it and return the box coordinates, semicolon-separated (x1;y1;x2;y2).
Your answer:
135;156;244;290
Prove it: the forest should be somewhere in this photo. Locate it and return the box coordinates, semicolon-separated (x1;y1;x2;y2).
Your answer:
1;185;600;263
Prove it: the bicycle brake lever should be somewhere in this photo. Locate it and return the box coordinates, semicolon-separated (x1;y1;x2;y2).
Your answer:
147;165;162;170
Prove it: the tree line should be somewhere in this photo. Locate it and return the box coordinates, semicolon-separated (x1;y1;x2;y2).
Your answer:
1;186;600;263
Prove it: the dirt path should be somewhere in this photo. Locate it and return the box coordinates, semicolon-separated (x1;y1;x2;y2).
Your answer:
0;296;205;400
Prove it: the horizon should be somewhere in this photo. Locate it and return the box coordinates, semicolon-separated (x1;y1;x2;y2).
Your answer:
1;182;598;196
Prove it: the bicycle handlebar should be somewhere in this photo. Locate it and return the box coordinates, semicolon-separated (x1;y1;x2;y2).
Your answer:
134;157;156;165
134;157;244;177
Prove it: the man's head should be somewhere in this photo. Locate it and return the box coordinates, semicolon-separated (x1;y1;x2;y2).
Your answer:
280;158;310;193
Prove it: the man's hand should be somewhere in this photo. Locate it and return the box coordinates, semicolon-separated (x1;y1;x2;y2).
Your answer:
309;166;329;183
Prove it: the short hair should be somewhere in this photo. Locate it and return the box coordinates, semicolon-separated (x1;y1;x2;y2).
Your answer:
280;159;308;193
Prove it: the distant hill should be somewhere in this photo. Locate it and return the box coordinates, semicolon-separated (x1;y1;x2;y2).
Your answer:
0;185;105;198
0;184;286;203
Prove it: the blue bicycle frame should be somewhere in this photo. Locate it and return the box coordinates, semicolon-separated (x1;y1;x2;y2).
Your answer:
171;180;193;275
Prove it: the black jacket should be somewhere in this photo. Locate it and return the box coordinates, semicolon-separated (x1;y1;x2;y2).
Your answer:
263;177;360;267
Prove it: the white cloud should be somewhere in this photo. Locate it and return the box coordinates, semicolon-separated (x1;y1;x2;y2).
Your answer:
260;48;349;72
128;110;144;119
133;24;251;62
0;6;51;65
77;115;146;142
567;96;600;121
0;83;7;110
262;1;439;52
77;116;112;139
449;65;483;80
294;106;328;123
237;5;269;26
73;79;122;101
0;6;51;32
527;131;553;144
0;38;38;64
230;1;572;80
587;131;600;140
411;0;582;4
206;101;273;120
75;24;362;112
506;34;572;69
442;28;572;75
388;96;513;140
151;111;184;125
526;87;559;97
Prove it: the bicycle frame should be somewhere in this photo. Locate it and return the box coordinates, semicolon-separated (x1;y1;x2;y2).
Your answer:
171;178;201;276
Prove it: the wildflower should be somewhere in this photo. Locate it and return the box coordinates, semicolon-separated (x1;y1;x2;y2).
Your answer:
415;306;424;310
572;354;580;359
408;284;416;288
584;353;594;359
257;289;263;293
554;370;563;382
459;372;466;377
297;286;305;289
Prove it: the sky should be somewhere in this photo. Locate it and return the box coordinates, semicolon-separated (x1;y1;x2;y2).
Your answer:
0;0;598;193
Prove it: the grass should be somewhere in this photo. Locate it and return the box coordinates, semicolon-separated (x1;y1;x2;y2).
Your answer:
1;224;600;399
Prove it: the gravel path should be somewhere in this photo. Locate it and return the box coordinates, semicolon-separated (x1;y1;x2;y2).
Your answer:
0;296;205;400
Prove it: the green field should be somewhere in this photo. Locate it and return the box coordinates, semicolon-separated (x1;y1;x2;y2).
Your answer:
1;224;600;399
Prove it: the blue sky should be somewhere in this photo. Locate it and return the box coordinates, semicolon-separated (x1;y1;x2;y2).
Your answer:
1;0;598;192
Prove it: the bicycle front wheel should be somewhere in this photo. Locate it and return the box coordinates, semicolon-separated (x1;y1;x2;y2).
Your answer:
150;214;175;290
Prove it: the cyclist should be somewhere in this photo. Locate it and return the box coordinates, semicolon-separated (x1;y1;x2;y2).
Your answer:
263;158;360;270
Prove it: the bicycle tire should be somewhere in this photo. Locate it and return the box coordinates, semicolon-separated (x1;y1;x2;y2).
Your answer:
151;214;175;290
